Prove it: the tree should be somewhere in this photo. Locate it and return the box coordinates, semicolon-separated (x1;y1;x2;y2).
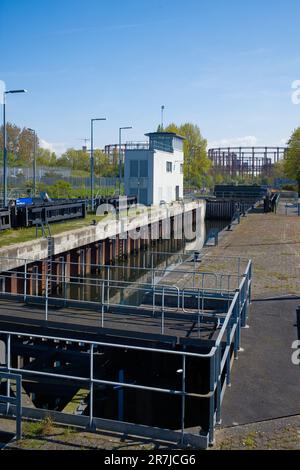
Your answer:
57;149;90;171
49;180;73;199
94;150;116;176
163;122;211;188
0;122;57;167
37;148;57;166
284;127;300;193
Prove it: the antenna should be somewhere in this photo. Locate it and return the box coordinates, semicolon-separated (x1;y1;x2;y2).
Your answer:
78;138;90;146
161;105;165;131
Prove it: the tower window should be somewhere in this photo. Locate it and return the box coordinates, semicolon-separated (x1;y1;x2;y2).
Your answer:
166;162;172;173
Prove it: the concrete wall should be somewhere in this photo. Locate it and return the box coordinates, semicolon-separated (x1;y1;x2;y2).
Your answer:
153;148;183;205
124;148;183;206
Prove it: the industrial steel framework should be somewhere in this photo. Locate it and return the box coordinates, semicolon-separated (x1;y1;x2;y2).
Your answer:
208;146;287;179
0;253;252;448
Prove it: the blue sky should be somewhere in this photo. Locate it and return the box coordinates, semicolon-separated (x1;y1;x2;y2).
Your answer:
1;0;300;154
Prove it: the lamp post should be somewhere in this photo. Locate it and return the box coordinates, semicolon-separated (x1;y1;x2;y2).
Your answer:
90;118;106;212
28;128;37;197
119;126;133;195
2;89;27;207
161;105;165;131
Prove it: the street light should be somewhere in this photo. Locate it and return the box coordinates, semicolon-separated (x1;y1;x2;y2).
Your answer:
2;89;27;207
90;118;106;212
28;128;37;197
119;126;133;195
161;105;165;131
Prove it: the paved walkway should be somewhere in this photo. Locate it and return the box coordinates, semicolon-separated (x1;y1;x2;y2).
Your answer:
209;202;300;298
208;201;300;445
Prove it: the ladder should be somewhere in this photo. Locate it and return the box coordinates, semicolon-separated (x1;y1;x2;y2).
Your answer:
35;220;52;238
47;236;54;294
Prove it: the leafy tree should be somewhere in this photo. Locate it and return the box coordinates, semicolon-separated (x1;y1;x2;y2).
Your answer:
57;148;118;176
57;149;90;172
94;149;118;176
163;122;211;188
37;148;57;166
284;127;300;193
0;122;57;167
49;180;73;198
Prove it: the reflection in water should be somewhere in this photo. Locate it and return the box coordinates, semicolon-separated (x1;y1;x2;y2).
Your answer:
65;220;229;308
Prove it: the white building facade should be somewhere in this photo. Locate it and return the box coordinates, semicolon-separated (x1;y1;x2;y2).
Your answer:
124;132;184;206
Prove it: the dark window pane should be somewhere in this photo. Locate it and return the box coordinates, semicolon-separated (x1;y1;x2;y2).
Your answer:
140;160;148;177
130;160;139;177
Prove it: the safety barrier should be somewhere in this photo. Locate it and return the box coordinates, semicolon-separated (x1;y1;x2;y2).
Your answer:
0;259;252;448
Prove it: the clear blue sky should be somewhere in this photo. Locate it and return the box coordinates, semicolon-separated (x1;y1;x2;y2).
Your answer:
1;0;300;154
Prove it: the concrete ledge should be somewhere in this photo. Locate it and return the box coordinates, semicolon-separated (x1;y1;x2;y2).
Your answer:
0;405;208;449
0;201;205;272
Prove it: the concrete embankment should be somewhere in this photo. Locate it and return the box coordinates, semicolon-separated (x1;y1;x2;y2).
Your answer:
0;201;206;272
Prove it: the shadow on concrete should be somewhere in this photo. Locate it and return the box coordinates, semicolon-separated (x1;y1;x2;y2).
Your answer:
248;206;264;215
253;296;300;303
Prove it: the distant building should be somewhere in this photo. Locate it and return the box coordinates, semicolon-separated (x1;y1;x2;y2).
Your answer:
124;132;184;206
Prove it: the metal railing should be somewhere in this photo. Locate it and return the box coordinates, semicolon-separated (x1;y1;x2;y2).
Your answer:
0;371;22;441
0;270;238;334
0;260;252;447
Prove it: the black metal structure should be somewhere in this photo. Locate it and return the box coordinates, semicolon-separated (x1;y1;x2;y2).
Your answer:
9;199;87;229
214;184;268;200
0;209;11;231
93;195;137;211
208;147;287;179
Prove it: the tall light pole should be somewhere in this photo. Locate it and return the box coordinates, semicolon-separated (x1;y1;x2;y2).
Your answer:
2;89;27;207
161;105;165;131
28;128;37;197
90;118;106;212
119;126;133;195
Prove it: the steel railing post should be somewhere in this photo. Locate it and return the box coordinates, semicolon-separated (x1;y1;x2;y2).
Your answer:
107;266;110;309
23;260;27;303
61;257;67;307
6;333;11;414
181;354;186;446
209;353;216;445
101;281;105;328
226;326;231;386
45;273;49;321
161;287;165;335
16;375;22;440
216;346;222;425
